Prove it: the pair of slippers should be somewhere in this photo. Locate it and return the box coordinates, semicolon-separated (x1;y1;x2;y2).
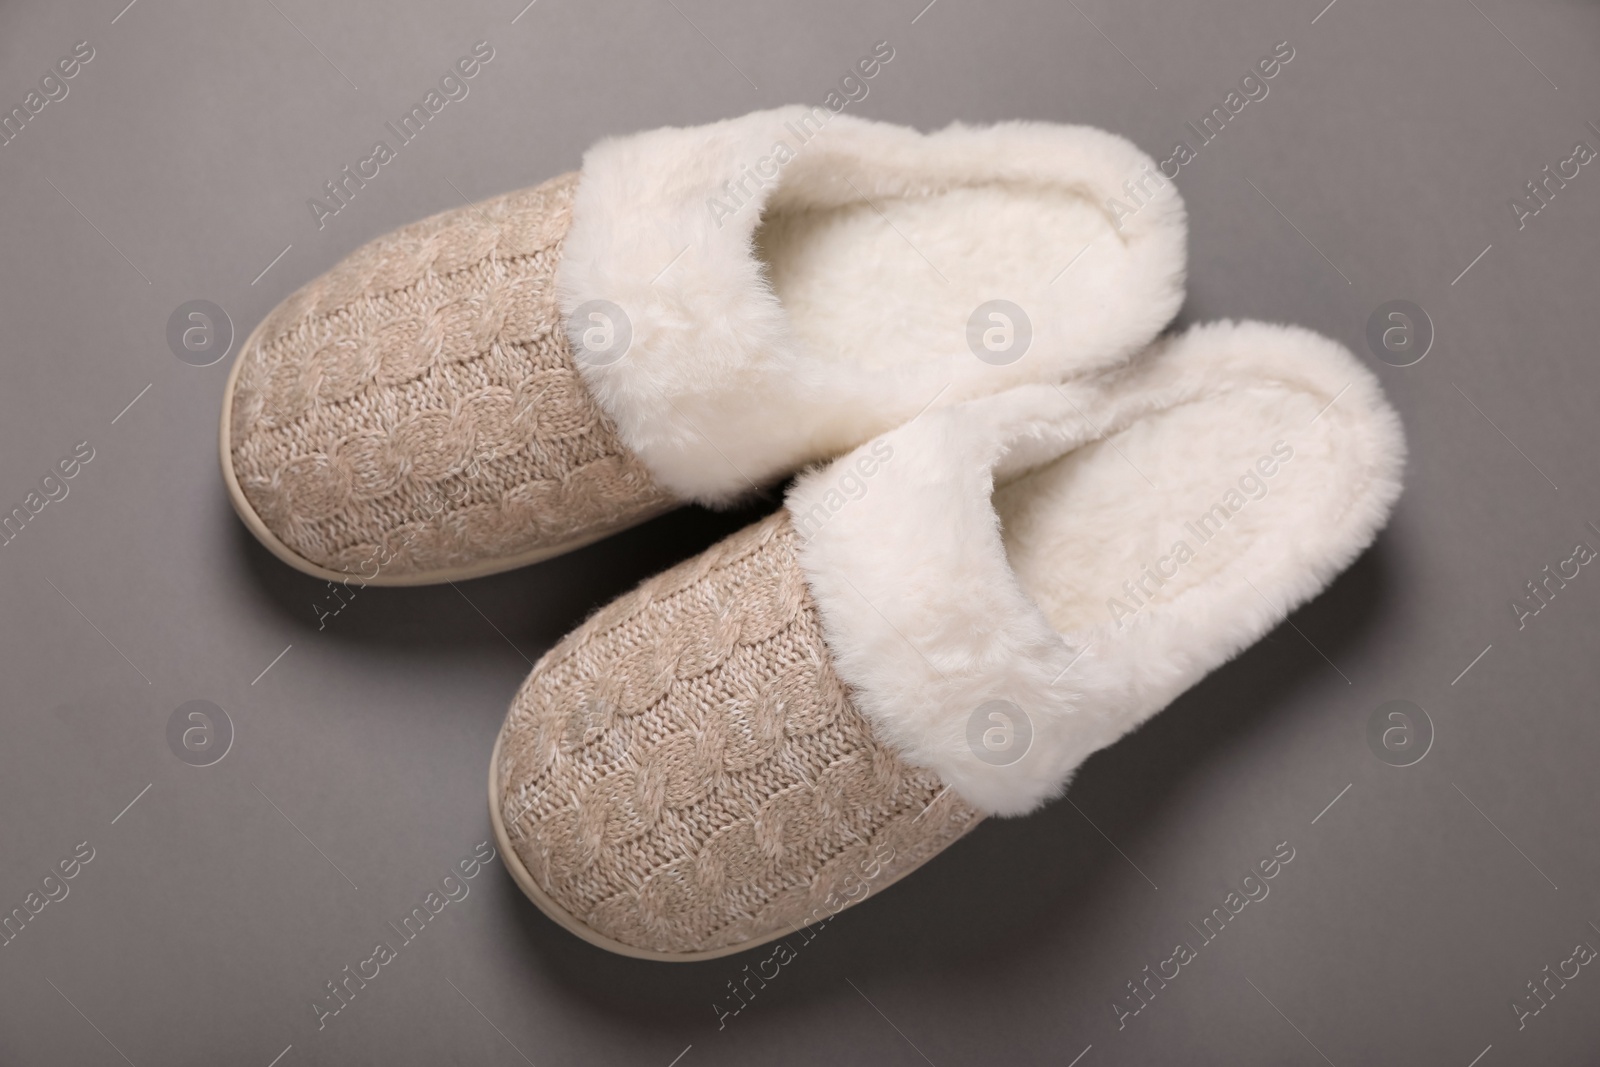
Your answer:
221;106;1405;960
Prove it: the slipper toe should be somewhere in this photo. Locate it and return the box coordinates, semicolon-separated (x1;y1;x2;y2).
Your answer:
491;512;983;959
221;172;672;586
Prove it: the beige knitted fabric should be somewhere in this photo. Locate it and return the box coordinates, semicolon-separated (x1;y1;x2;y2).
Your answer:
226;172;673;582
495;510;985;955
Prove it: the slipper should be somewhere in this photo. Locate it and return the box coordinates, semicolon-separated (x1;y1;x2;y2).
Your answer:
489;319;1405;959
221;105;1186;585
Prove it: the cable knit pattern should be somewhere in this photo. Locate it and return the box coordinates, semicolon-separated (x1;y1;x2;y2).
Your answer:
227;172;673;580
495;510;984;955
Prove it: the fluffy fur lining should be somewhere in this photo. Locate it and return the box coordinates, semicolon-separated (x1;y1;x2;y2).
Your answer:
557;105;1186;504
787;321;1406;816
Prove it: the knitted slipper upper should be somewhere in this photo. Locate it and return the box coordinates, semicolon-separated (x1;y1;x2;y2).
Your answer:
226;174;672;582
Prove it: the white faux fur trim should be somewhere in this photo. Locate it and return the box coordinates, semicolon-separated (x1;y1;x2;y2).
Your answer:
786;321;1406;816
557;106;1186;504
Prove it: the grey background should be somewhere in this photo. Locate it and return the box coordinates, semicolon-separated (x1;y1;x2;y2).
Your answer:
1;0;1597;1063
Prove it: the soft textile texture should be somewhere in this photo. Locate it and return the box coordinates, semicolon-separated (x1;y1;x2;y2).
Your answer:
789;321;1406;815
227;174;671;582
559;105;1187;504
495;512;982;956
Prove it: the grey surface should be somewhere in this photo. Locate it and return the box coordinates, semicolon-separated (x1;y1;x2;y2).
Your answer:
1;0;1598;1063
